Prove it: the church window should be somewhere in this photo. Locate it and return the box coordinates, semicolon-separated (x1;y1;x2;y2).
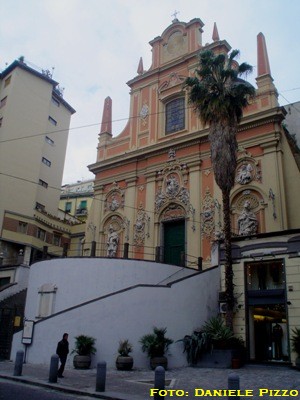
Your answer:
165;97;185;134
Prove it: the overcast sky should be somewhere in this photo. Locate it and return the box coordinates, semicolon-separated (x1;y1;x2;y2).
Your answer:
1;0;300;184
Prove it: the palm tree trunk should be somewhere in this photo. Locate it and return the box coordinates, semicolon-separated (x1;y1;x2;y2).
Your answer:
222;189;234;330
209;122;236;331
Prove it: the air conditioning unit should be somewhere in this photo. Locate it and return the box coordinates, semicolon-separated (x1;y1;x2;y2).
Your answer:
219;302;227;314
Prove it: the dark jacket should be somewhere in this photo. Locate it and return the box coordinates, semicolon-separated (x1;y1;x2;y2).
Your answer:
56;339;69;358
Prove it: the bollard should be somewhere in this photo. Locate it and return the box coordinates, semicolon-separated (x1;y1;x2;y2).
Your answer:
49;354;59;383
198;257;203;271
123;242;129;259
154;366;165;399
228;372;240;400
96;361;106;392
13;350;24;376
90;241;96;257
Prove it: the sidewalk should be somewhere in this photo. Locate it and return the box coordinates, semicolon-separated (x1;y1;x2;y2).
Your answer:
0;360;300;399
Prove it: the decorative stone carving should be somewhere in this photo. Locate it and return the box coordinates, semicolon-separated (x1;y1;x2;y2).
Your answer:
236;163;253;185
269;188;277;219
155;152;195;231
88;222;96;240
155;188;166;212
235;151;262;184
140;103;149;126
104;215;126;256
134;204;150;246
165;174;180;197
200;188;221;239
161;204;186;221
178;187;190;205
104;183;124;212
237;200;258;236
123;217;130;241
140;104;149;119
158;72;186;93
168;148;176;159
107;225;119;257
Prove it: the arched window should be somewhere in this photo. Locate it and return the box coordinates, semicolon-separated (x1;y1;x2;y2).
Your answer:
165;97;185;134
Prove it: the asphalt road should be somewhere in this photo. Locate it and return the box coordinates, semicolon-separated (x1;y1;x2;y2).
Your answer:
0;380;88;400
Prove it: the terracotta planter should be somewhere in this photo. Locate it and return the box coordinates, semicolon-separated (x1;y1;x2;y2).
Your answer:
73;354;91;369
231;358;240;369
116;356;134;370
150;356;168;370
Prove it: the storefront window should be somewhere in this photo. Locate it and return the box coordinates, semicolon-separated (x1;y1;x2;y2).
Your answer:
248;304;288;362
246;260;284;290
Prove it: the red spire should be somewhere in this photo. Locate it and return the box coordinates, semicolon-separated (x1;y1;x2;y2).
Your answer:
257;32;271;77
100;96;112;135
137;57;144;75
212;22;220;41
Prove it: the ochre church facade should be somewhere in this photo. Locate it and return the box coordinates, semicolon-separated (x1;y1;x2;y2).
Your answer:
86;17;299;267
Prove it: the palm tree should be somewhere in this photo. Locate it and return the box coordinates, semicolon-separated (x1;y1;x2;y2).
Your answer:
185;49;255;329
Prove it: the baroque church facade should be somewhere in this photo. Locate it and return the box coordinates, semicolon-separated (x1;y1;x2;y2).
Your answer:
85;17;299;268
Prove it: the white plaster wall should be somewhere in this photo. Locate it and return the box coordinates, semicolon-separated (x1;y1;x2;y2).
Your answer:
11;259;219;369
24;258;197;318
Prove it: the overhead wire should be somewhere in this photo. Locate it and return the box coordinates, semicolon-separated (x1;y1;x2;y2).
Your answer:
0;87;299;145
1;82;299;237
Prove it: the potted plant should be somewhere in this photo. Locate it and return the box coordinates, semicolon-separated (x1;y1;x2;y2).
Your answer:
178;316;246;368
177;330;210;365
140;327;173;370
72;334;96;369
291;327;300;370
116;339;134;370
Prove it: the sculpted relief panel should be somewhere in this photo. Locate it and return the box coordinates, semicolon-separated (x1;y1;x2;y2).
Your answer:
155;150;195;230
104;183;125;212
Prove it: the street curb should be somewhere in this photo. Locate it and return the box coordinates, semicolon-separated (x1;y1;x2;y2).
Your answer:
0;374;140;400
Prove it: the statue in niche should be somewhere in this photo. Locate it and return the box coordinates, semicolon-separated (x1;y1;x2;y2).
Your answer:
166;174;179;196
236;163;253;185
110;195;119;211
238;200;258;236
107;225;119;257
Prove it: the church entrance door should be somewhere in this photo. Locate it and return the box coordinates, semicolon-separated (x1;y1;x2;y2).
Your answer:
163;220;185;266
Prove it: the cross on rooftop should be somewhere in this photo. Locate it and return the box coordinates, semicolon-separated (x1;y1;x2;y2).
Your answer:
172;10;179;20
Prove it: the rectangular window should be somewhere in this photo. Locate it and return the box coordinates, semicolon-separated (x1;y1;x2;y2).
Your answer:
165;97;185;134
4;76;11;87
42;157;51;167
35;202;45;211
80;200;87;209
45;136;54;145
76;200;87;215
48;116;57;126
0;118;2;127
39;179;48;188
37;228;46;241
246;260;284;291
18;221;28;234
65;202;72;213
53;233;61;246
0;96;7;109
51;97;60;107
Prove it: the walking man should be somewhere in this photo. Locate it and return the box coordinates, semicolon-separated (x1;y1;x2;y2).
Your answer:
56;333;69;378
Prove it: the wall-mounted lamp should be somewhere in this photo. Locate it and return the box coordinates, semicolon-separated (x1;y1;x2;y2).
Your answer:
288;285;294;292
287;301;292;305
